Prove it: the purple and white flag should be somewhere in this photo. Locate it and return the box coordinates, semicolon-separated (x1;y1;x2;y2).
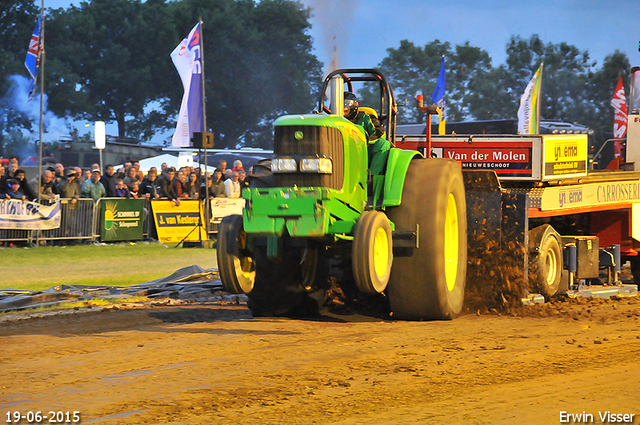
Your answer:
171;23;204;147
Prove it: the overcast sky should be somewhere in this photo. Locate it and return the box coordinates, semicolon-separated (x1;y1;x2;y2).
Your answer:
301;0;640;70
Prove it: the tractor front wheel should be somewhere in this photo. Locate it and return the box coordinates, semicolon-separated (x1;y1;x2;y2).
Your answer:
352;211;393;294
217;214;256;294
247;243;327;317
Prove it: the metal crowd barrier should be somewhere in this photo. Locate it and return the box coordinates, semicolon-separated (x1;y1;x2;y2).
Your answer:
0;197;226;245
0;228;33;244
37;198;98;242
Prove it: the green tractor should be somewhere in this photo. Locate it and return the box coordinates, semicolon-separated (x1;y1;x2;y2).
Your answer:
217;69;467;320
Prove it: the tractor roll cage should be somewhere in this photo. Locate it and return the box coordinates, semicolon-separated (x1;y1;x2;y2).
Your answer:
318;68;397;144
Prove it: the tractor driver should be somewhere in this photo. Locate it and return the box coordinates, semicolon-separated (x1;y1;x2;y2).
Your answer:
343;92;390;176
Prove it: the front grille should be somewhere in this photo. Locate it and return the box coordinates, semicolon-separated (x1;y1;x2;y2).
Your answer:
273;125;344;190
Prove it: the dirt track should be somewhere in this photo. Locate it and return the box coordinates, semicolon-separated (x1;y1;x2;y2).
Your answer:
1;295;640;424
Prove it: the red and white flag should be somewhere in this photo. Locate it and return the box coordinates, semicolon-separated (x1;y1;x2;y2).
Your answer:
611;75;628;140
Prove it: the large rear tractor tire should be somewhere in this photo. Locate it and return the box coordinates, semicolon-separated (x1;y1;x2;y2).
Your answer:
217;214;255;294
386;159;467;320
247;244;327;317
529;224;562;298
352;211;393;294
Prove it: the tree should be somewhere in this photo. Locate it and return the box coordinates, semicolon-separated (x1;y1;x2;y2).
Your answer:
45;0;179;140
0;0;40;157
358;40;493;125
585;51;630;141
171;0;321;148
43;0;320;148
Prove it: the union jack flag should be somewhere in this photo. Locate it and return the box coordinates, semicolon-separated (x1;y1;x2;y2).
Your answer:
25;15;42;100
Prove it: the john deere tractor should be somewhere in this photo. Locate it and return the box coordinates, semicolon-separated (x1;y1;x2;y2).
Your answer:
217;69;467;320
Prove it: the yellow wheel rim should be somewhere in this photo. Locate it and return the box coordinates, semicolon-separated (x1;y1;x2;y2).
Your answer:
545;245;557;287
444;193;459;292
373;227;390;278
238;231;255;282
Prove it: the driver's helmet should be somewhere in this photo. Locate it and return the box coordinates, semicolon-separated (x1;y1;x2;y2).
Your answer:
343;92;359;120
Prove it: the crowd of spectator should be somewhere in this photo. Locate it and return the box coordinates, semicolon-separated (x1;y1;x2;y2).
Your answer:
1;157;253;204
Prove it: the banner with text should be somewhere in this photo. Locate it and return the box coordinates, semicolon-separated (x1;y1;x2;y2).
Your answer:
542;134;588;179
210;198;245;223
541;178;640;211
0;199;61;230
152;199;207;243
100;198;145;241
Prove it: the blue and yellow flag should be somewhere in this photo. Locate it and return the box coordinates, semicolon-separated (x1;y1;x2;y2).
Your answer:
432;56;446;135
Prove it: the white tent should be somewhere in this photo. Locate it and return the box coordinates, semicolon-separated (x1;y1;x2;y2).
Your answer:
117;153;216;175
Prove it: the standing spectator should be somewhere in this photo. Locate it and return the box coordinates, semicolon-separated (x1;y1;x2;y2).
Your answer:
200;176;215;200
0;161;18;195
212;169;226;197
13;169;37;201
5;179;26;200
140;167;160;199
59;170;80;202
81;169;106;201
30;170;59;201
224;169;232;180
82;168;91;183
115;179;130;198
158;167;180;205
185;172;199;198
232;160;244;172
239;170;249;191
224;171;241;198
217;160;228;180
132;161;144;181
54;163;65;183
116;162;132;179
100;165;118;197
160;162;168;173
123;166;140;189
172;169;189;199
129;180;141;199
59;170;80;237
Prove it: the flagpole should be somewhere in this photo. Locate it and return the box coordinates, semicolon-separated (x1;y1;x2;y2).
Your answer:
38;0;44;204
199;18;209;239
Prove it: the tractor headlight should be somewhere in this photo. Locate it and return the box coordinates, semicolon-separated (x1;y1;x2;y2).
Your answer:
300;157;333;174
271;158;297;173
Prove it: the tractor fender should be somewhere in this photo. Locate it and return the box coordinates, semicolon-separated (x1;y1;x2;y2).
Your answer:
382;148;423;207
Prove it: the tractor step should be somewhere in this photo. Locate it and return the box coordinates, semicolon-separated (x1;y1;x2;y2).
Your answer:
563;284;638;299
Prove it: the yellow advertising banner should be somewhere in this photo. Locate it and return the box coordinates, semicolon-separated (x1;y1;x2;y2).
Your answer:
542;134;588;179
541;178;640;211
152;199;207;243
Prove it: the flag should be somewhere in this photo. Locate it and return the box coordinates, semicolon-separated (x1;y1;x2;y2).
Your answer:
611;75;628;140
517;63;544;135
171;23;204;148
611;75;627;159
432;56;446;135
24;15;42;101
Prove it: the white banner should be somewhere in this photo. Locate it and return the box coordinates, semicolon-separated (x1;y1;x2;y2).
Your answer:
0;199;61;230
210;198;245;223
